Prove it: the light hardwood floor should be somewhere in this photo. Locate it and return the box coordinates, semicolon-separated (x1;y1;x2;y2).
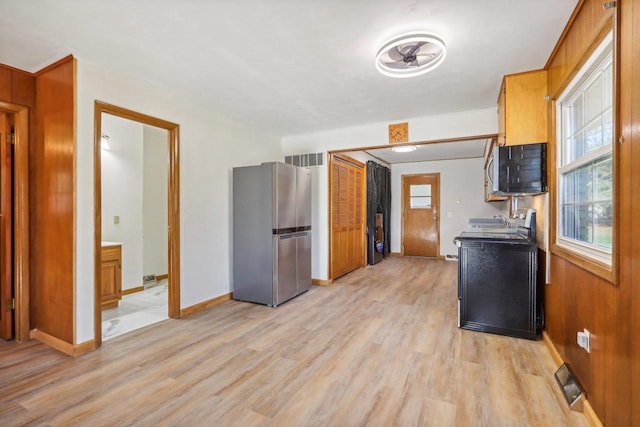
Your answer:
0;257;588;426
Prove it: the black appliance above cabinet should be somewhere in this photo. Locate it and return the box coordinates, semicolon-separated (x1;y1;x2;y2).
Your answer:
491;142;547;195
456;238;542;340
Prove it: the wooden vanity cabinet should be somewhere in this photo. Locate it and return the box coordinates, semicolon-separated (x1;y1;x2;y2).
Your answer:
497;69;548;146
101;244;122;310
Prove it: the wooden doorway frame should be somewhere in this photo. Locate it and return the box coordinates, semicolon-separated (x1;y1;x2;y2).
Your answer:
93;101;180;348
0;102;29;342
401;173;441;257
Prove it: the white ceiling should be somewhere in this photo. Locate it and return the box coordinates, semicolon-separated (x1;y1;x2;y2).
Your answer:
343;136;491;164
0;0;578;137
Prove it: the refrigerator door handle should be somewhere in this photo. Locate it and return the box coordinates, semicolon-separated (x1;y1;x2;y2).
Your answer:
278;234;297;240
277;232;309;240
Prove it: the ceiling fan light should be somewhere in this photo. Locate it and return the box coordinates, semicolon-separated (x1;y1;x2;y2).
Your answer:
375;32;446;78
391;145;417;153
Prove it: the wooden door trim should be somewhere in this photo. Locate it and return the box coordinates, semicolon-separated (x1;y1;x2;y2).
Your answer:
401;173;441;257
327;153;366;280
93;101;180;349
0;102;30;342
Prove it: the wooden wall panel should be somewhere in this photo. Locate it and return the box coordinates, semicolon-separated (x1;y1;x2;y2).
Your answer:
620;0;640;425
0;68;11;100
546;0;613;98
34;57;75;344
545;0;640;425
0;64;36;122
548;255;620;424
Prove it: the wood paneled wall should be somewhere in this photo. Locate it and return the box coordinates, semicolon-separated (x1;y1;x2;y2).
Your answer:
0;65;36;109
34;56;75;344
544;0;640;425
546;0;613;98
0;66;36;198
619;0;640;424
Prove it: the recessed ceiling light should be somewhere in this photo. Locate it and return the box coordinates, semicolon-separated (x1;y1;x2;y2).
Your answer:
376;32;446;78
391;145;417;153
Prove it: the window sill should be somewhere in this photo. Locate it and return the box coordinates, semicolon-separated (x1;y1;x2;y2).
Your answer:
550;243;616;284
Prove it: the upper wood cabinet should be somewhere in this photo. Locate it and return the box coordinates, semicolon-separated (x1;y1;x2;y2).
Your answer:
497;69;548;146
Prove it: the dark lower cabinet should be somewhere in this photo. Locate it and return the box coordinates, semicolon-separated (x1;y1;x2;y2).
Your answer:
457;239;542;340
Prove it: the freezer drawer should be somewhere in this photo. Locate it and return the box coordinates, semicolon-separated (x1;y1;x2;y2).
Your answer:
297;232;312;293
274;234;298;305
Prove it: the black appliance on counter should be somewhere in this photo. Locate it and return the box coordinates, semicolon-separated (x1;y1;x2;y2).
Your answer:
454;212;543;340
489;142;547;196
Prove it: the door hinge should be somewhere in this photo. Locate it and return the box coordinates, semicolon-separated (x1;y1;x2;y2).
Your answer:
8;298;15;310
604;1;616;9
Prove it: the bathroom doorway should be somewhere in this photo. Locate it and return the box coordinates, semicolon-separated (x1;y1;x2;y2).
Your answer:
94;102;180;348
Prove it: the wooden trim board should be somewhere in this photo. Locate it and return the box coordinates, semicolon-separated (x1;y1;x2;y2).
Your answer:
121;286;144;296
180;293;232;317
0;102;30;343
312;278;333;286
94;101;180;349
30;329;95;356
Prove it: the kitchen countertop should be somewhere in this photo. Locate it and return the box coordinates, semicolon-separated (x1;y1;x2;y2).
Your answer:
101;241;122;247
454;227;531;243
456;231;531;242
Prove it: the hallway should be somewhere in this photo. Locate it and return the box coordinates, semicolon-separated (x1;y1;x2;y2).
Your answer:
102;279;168;341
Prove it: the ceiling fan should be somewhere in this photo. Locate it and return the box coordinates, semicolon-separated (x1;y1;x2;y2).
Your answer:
375;33;447;78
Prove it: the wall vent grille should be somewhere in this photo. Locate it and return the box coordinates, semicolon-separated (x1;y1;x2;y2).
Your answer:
285;152;324;167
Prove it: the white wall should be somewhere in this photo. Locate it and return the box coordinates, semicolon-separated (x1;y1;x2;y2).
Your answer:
76;59;282;344
101;114;144;291
391;158;508;256
143;125;169;278
282;107;500;280
342;150;390;168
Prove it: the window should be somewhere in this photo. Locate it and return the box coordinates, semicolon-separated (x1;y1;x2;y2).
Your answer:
409;184;432;209
556;33;613;265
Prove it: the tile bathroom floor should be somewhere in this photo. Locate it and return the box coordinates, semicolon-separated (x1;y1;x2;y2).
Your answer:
102;280;168;341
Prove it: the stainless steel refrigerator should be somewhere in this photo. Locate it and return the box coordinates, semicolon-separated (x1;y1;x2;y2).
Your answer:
232;162;312;306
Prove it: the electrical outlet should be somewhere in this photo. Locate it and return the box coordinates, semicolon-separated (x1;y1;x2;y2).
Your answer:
577;329;590;353
447;212;453;218
114;215;120;224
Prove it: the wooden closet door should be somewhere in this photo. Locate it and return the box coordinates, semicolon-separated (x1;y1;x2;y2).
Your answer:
330;156;364;279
